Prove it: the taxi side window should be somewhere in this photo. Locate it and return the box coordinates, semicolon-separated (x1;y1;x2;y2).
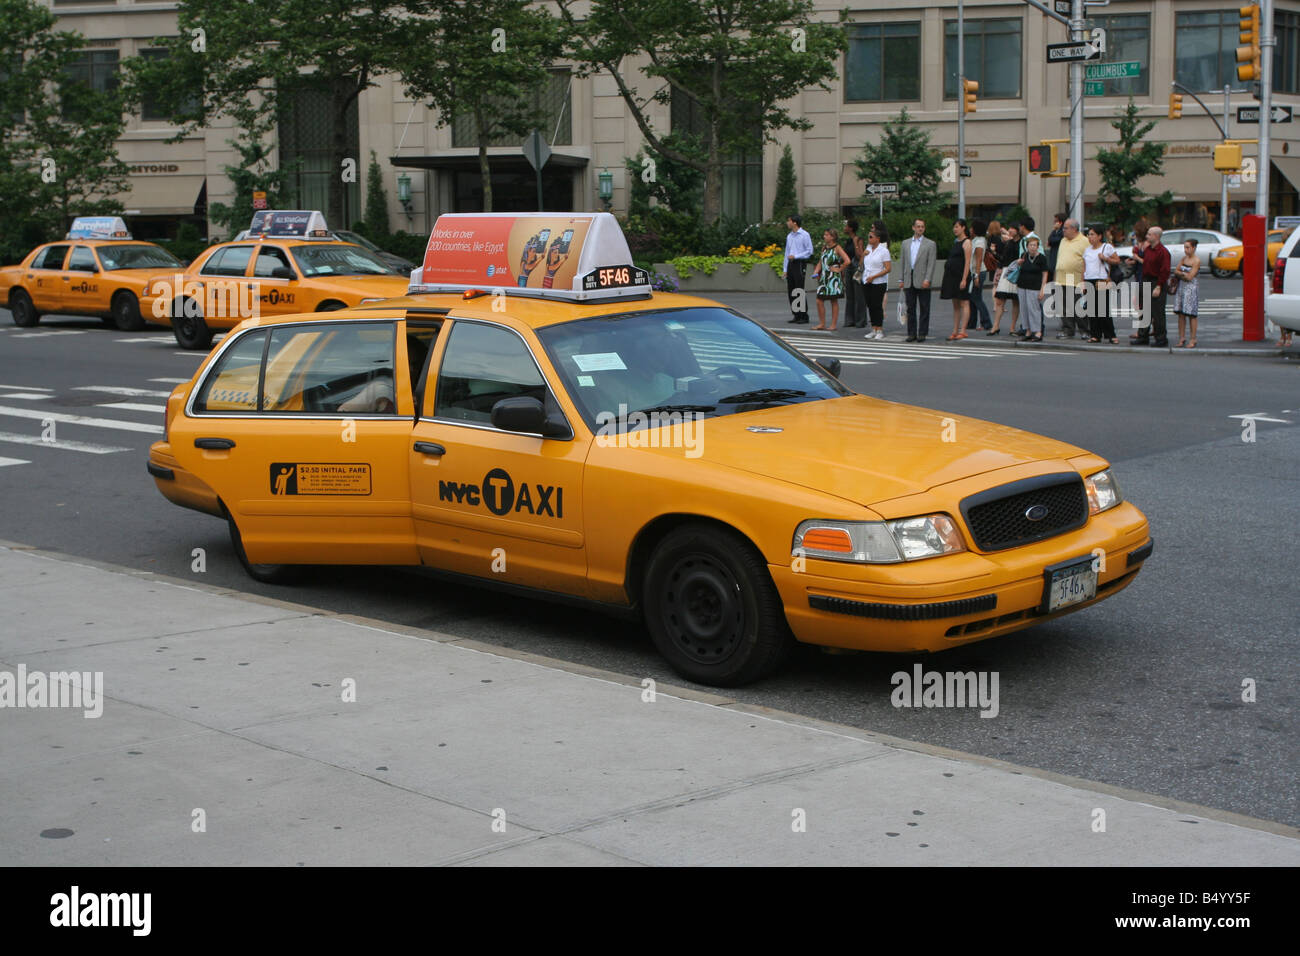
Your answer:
433;322;546;425
192;330;268;413
262;322;398;415
68;247;97;272
201;245;254;277
253;247;293;278
32;246;70;270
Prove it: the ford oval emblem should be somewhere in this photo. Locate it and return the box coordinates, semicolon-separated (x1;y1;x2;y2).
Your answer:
1024;504;1050;522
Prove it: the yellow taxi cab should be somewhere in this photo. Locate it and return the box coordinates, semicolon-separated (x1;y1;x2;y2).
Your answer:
0;217;186;331
147;212;1152;686
1210;228;1292;276
140;210;410;350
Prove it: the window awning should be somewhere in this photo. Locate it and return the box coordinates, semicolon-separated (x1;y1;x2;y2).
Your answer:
1269;156;1300;194
1085;156;1227;203
123;175;206;216
391;151;589;171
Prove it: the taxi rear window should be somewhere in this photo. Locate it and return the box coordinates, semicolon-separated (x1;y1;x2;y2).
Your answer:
262;323;396;414
32;246;70;269
193;330;266;413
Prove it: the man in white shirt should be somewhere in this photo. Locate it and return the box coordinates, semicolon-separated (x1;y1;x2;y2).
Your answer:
782;214;814;324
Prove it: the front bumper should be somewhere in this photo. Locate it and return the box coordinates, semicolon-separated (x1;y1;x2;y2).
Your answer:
771;503;1151;652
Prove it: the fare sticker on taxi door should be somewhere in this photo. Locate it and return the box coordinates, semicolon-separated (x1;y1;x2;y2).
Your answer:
270;463;371;495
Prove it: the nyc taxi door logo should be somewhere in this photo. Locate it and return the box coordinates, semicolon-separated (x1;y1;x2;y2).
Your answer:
72;281;99;294
439;467;563;517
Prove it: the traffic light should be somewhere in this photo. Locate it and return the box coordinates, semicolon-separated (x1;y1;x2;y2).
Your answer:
1168;92;1183;119
1238;5;1261;82
962;78;978;114
1027;144;1057;175
1214;143;1244;172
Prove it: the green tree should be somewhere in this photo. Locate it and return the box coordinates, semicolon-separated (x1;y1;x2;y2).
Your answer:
558;0;846;224
853;107;948;211
626;133;705;219
0;0;132;263
1094;98;1174;229
363;151;391;237
206;123;297;237
399;1;563;212
131;1;413;226
772;144;798;221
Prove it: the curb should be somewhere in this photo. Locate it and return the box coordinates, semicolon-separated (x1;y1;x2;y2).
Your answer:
4;537;1298;842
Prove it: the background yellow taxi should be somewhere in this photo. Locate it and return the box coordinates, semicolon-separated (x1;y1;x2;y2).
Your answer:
141;210;410;350
0;217;185;330
147;213;1151;686
1210;228;1292;276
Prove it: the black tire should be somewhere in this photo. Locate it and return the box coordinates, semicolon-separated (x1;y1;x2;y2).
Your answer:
225;507;299;584
172;298;213;350
317;300;346;312
111;290;146;331
642;524;793;686
1210;266;1235;279
9;289;39;327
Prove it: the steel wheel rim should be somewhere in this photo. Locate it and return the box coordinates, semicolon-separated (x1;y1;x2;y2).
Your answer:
660;552;746;664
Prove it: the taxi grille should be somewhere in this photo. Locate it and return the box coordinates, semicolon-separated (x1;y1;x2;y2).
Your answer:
960;473;1087;552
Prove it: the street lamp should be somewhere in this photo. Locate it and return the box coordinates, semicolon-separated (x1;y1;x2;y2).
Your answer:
598;167;613;211
396;172;413;222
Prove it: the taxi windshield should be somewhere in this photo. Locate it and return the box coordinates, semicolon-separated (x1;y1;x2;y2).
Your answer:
95;244;182;270
536;307;851;429
291;244;394;277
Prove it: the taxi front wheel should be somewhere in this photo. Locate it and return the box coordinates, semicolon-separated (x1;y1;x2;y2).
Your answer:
643;525;793;687
224;507;299;585
9;290;39;327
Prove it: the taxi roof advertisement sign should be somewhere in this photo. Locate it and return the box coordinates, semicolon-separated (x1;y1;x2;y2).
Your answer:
251;210;330;238
417;213;644;298
67;216;130;239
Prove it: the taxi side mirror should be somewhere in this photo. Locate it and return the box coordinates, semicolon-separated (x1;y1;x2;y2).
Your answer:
816;357;842;378
491;396;568;438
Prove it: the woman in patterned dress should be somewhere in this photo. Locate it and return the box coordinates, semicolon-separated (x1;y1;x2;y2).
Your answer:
1173;238;1200;348
811;228;850;331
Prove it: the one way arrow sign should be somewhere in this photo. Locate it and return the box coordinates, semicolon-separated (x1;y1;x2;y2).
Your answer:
1237;105;1293;124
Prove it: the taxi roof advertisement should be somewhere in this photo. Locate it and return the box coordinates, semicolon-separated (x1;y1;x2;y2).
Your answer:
421;213;632;293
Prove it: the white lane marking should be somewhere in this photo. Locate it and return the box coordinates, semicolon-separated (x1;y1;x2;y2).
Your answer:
173;352;206;358
0;432;129;454
98;402;165;414
0;456;31;467
839;360;877;365
1;393;51;400
114;336;176;343
0;406;162;434
11;329;87;338
1229;412;1292;424
0;384;53;392
74;385;172;398
149;378;189;384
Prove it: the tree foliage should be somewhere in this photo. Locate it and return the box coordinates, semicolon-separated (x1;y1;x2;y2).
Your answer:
558;0;846;224
206;123;298;237
772;144;798;222
398;1;563;212
1093;98;1175;230
853;107;948;211
363;151;391;236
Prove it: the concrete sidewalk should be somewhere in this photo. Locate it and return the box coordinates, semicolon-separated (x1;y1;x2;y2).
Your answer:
1;543;1296;866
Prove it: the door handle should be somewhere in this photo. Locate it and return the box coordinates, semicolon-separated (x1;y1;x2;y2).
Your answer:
413;441;445;456
195;437;236;450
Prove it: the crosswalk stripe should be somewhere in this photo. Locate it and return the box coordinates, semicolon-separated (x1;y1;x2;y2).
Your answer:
0;393;50;400
0;405;162;434
74;385;173;398
0;384;53;392
114;336;176;343
11;329;86;338
0;456;31;467
149;378;189;384
98;402;164;414
0;432;129;454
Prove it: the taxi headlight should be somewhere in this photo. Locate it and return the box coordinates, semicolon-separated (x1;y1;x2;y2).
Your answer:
793;515;965;564
1084;469;1122;514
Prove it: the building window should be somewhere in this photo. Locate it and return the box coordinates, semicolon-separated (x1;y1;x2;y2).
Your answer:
139;48;203;123
278;82;360;226
943;18;1022;100
671;84;762;222
62;49;118;120
1176;11;1248;91
844;22;921;102
1085;13;1149;95
1277;10;1300;94
451;70;572;148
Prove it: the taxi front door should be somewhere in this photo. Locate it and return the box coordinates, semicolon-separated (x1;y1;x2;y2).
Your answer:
248;245;303;319
408;318;589;597
63;245;108;315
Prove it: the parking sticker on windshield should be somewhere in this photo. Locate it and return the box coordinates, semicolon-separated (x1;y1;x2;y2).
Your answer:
572;352;627;372
577;375;595;387
270;463;371;495
803;373;822;384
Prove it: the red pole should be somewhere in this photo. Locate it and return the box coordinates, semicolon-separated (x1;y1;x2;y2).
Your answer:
1242;214;1266;341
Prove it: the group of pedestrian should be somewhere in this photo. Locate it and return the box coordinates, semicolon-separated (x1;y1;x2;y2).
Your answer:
781;211;1203;348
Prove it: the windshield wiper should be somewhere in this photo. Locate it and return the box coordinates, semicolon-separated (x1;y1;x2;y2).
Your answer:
717;388;807;405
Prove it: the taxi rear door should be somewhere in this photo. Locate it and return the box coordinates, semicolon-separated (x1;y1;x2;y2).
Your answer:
168;317;420;567
408;316;589;597
26;245;70;312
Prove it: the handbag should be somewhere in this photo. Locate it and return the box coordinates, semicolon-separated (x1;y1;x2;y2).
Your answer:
896;295;907;327
1166;274;1180;295
851;259;863;283
1005;263;1021;284
983;246;999;273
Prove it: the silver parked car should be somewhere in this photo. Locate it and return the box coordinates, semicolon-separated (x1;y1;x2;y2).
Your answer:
1114;228;1238;270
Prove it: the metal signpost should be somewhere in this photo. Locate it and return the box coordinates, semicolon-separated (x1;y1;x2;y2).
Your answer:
866;181;899;219
523;129;552;212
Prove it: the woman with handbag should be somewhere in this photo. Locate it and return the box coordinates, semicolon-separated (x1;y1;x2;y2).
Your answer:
967;218;993;331
1082;225;1122;344
861;224;892;339
991;223;1020;334
810;228;850;331
1015;236;1049;342
1173;238;1201;348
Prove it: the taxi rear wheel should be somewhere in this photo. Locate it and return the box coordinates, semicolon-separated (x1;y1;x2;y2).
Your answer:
173;300;213;350
1210;265;1234;279
9;290;39;327
643;525;793;686
224;507;299;585
111;291;146;331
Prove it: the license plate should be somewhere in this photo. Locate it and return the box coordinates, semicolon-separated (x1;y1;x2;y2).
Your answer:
1043;557;1098;613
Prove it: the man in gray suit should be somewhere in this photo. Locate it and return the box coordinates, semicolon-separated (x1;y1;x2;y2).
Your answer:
898;218;937;342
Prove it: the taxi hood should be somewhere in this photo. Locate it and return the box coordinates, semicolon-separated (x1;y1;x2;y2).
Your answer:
665;395;1086;506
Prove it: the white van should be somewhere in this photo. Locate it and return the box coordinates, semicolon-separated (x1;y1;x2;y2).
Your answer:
1266;230;1300;333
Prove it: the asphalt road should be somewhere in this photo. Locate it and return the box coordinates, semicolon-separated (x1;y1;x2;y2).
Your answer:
1;306;1297;827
